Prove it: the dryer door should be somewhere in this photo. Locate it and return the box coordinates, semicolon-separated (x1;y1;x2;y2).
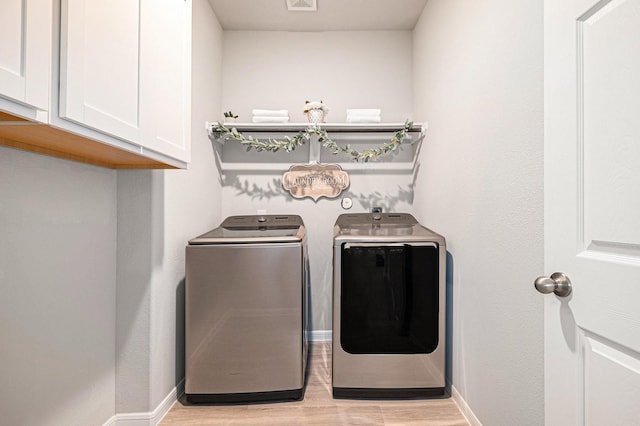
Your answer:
340;242;440;354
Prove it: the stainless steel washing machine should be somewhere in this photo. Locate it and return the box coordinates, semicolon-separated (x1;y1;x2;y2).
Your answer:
332;213;446;398
185;214;308;403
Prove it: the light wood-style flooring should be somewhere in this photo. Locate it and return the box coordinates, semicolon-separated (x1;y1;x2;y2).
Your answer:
161;343;469;425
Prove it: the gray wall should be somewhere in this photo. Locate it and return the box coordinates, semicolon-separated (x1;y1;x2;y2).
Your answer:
0;1;546;423
0;1;223;424
0;147;117;425
412;0;544;424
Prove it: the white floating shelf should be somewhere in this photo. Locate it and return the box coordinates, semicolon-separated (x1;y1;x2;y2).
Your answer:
218;161;418;172
207;121;426;173
209;121;425;134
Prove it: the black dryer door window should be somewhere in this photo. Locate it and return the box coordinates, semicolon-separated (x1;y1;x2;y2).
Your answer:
340;243;439;354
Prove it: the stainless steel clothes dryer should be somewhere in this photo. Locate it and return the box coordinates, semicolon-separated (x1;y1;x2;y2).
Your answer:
332;213;446;398
185;214;308;403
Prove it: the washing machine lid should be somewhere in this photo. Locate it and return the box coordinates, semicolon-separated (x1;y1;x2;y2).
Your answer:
189;215;306;244
336;212;418;227
334;213;445;244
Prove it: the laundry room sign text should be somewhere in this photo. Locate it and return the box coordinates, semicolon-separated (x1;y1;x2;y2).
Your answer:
282;163;350;201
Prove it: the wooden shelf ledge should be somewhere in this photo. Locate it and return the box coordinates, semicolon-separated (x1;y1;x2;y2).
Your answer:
0;112;177;169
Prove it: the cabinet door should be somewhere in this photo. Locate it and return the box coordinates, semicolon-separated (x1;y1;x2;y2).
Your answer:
140;0;191;162
59;0;141;142
0;0;51;117
59;0;191;163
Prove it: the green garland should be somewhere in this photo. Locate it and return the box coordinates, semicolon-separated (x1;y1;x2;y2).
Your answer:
210;121;414;162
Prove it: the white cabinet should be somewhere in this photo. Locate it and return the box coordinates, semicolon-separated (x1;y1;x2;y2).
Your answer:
59;0;191;164
0;0;51;121
139;0;191;163
60;0;191;163
0;0;190;168
59;0;141;142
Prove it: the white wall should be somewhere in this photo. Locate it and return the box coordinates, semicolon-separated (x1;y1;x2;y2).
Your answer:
219;30;414;332
115;0;223;414
221;31;413;123
0;147;117;425
412;0;544;424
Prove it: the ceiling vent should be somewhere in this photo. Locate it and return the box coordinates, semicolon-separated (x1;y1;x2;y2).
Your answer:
286;0;317;12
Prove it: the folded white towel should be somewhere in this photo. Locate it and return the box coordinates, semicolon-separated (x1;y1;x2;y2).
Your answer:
252;109;289;117
346;116;382;123
346;109;381;117
252;116;290;123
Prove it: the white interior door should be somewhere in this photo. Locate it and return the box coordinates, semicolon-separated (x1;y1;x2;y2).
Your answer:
543;0;640;424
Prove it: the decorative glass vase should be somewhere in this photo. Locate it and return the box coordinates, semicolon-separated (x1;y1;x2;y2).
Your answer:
307;108;326;124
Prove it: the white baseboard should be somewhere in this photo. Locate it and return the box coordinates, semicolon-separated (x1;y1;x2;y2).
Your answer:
451;385;482;426
103;380;183;426
310;329;332;342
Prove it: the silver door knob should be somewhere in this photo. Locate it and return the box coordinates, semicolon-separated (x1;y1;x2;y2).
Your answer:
534;272;572;297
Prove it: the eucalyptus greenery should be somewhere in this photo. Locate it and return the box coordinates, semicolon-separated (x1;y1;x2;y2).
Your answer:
210;120;414;162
